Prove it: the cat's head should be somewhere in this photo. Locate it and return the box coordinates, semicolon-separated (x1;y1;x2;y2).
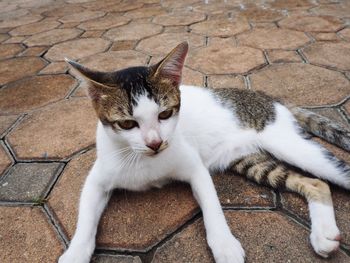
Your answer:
66;42;188;156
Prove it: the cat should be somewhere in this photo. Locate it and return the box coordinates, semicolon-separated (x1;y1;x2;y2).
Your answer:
59;42;350;263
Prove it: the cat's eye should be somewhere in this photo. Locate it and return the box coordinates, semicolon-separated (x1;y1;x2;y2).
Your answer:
158;109;173;120
116;120;138;130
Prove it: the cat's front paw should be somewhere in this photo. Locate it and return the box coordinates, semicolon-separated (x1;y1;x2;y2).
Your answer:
310;229;341;258
58;243;93;263
208;234;245;263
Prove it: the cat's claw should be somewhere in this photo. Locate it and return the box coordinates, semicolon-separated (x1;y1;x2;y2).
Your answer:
208;234;245;263
310;226;341;258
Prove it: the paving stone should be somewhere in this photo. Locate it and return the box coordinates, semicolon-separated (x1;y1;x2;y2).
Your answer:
278;16;344;32
267;50;302;63
9;20;60;36
0;206;64;263
0;57;47;86
163;25;188;33
0;43;24;60
181;67;203;86
303;42;350;71
0;34;10;43
125;6;166;19
309;108;350;129
235;7;285;22
7;98;97;160
3;36;27;44
0;75;76;114
344;100;350;115
187;38;265;74
311;32;340;41
0;14;42;29
81;30;105;38
339;27;350;41
269;0;315;10
58;21;81;29
311;4;350;18
19;46;48;57
79;14;130;31
190;18;250;37
45;37;110;62
104;22;163;42
237;28;310;50
99;2;144;13
24;28;82;47
0;9;29;21
59;10;105;23
91;255;142;263
251;22;277;29
0;3;18;15
39;62;68;74
47;150;199;250
79;50;149;72
0;143;12;177
152;211;349;263
207;75;246;89
0;115;18;138
193;2;237;14
161;0;200;9
82;0;123;11
0;162;63;202
250;63;350;106
137;32;205;56
153;11;205;26
110;40;137;51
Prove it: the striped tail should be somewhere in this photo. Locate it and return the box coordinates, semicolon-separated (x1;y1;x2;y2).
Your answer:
290;107;350;152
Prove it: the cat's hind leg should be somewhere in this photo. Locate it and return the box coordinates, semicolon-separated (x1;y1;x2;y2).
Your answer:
260;103;350;190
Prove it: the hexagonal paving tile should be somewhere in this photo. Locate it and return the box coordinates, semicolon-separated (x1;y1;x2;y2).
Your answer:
0;143;12;176
0;75;76;114
190;18;250;37
0;34;10;43
0;115;18;138
39;62;68;75
19;46;48;57
0;43;24;60
59;10;105;23
237;28;310;50
42;5;85;17
311;3;350;18
104;22;163;42
45;37;111;61
91;255;142;263
0;206;64;263
339;28;350;41
207;75;246;89
0;57;47;86
250;63;350;106
278;16;344;32
267;50;302;63
0;14;42;28
78;14;130;31
9;20;60;36
152;211;349;263
47;150;199;251
98;2;143;13
0;162;63;202
235;7;285;22
269;0;315;10
187;39;265;74
137;32;205;56
303;42;350;71
311;32;339;41
23;28;82;47
78;50;149;71
125;6;166;19
7;98;97;160
153;11;205;26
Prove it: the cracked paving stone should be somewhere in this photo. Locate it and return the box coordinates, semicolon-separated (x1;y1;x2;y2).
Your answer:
91;255;142;263
0;14;42;29
267;50;302;63
7;98;97;160
9;20;61;36
47;150;199;251
237;28;310;50
0;75;76;114
0;162;63;202
0;143;12;176
78;14;130;31
45;37;110;61
190;18;250;37
136;32;205;56
152;211;349;263
187;38;265;74
0;43;24;60
59;10;105;23
207;75;246;89
104;22;163;42
23;28;82;47
0;206;64;263
78;50;149;71
250;63;350;106
0;115;18;138
0;57;47;86
303;42;350;71
153;11;205;26
278;16;344;32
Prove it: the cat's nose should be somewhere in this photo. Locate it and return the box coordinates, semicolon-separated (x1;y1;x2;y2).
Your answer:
146;140;163;152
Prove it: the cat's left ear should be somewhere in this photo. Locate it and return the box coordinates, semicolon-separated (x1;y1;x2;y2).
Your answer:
152;41;189;87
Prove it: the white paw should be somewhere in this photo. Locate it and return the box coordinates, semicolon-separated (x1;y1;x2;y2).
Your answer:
310;227;341;258
58;243;93;263
208;234;245;263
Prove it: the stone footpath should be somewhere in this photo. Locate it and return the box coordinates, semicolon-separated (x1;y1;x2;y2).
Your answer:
0;0;350;262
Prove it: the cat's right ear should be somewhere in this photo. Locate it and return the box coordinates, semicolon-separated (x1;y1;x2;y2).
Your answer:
65;58;111;102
